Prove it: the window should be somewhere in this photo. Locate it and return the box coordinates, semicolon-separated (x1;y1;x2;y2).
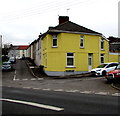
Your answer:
101;39;104;50
100;54;104;64
67;53;74;67
106;63;118;68
23;50;25;53
52;35;57;47
80;35;84;48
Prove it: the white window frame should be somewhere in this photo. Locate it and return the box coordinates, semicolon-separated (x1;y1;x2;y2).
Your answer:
80;35;84;48
52;35;58;47
100;54;104;64
66;53;74;67
101;39;104;50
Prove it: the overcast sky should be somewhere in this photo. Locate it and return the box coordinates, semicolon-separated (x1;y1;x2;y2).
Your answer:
0;0;119;45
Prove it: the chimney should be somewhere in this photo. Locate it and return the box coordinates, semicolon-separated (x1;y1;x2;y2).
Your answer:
59;16;69;25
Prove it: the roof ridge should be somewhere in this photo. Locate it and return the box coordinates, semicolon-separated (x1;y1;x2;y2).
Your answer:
54;20;70;28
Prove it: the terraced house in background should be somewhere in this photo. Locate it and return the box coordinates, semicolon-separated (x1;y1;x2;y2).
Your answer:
8;45;29;59
108;36;120;62
27;16;111;76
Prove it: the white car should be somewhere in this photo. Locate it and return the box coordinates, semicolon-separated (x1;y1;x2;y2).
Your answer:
8;57;16;63
91;63;119;76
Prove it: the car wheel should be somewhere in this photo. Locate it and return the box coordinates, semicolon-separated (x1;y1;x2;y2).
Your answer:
102;71;106;76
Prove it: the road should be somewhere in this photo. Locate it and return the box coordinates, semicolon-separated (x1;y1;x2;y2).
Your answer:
1;60;120;115
1;86;119;115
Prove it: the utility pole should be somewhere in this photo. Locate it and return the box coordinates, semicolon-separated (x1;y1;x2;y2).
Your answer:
0;35;2;56
118;2;120;38
0;35;2;47
0;35;2;99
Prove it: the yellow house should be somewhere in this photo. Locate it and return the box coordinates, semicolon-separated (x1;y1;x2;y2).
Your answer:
40;16;109;76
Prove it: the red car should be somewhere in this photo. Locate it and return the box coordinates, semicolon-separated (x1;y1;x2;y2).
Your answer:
105;64;120;82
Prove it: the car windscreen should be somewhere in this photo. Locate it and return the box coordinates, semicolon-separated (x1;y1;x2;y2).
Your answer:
10;58;14;60
3;63;9;65
116;64;120;70
97;64;107;68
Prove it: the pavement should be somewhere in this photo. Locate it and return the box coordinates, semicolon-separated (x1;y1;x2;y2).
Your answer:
25;59;91;79
111;83;120;91
25;59;120;91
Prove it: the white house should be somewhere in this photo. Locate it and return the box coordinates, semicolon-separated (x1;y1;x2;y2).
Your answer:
8;45;28;59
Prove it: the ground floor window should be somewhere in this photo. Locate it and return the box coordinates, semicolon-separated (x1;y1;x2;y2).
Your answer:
67;53;74;67
100;54;104;64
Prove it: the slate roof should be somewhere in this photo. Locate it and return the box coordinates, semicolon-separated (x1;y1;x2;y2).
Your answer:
109;43;120;52
108;37;120;52
108;36;120;43
49;21;102;35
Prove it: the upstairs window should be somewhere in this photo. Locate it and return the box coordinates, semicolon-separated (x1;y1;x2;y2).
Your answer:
67;53;74;67
101;39;104;50
80;35;84;48
52;35;58;47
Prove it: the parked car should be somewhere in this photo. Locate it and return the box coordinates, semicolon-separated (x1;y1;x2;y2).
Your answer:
91;62;119;76
2;62;13;71
8;57;16;63
105;64;120;82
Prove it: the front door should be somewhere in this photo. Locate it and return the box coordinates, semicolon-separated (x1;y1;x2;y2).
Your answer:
88;54;93;71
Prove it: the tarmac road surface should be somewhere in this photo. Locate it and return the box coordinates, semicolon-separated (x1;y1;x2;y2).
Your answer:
1;86;119;115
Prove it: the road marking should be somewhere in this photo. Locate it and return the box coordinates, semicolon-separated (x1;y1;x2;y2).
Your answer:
13;70;17;81
32;88;41;90
13;78;43;81
53;89;64;92
42;88;51;91
30;78;36;81
65;90;79;93
95;92;108;95
0;98;64;111
16;86;119;97
22;87;31;89
14;70;16;74
22;79;28;81
80;91;92;94
13;75;16;81
112;93;120;96
38;78;44;80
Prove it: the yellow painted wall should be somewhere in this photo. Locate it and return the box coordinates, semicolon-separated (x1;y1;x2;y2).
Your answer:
109;53;120;62
41;33;109;73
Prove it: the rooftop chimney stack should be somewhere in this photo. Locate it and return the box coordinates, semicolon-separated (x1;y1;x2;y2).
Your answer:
59;16;69;25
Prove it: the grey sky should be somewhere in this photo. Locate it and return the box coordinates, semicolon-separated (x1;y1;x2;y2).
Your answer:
0;0;119;45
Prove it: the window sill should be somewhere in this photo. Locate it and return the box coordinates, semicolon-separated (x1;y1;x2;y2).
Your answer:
101;49;105;51
66;66;76;68
80;47;84;49
52;46;58;48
